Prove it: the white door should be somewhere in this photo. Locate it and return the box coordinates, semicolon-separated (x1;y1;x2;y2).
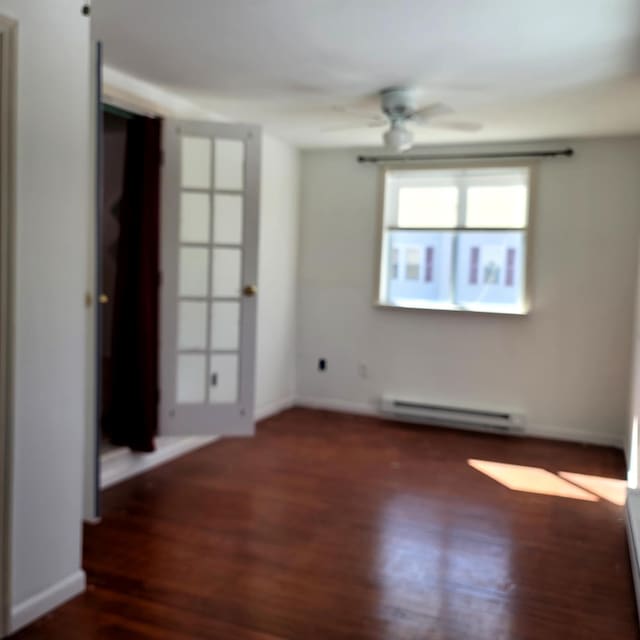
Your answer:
160;120;260;437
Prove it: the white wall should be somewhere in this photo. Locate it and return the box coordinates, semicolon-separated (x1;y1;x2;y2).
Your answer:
297;138;640;447
1;0;91;633
255;135;300;418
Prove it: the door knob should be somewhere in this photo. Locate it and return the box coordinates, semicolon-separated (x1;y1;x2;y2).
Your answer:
243;284;257;297
99;293;109;304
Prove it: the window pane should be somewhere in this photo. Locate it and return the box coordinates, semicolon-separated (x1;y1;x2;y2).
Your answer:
390;248;399;279
181;137;211;189
213;194;243;244
214;139;244;190
455;231;525;310
397;186;458;227
385;230;454;307
177;354;206;403
179;247;209;297
466;185;528;228
212;248;241;297
209;354;238;404
178;301;207;350
211;301;240;350
180;192;210;243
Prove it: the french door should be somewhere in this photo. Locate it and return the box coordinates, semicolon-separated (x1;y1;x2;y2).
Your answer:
160;120;261;437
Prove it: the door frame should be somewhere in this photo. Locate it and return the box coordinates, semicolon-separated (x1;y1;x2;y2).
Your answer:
0;15;17;636
83;41;103;523
84;63;165;520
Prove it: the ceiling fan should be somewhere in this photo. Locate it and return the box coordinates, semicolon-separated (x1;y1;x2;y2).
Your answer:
332;87;482;152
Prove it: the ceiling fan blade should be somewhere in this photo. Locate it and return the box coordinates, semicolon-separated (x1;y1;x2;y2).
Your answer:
332;105;387;120
426;120;483;132
322;120;388;132
410;102;455;122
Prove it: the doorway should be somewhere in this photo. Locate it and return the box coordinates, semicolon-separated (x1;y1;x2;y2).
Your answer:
100;107;130;455
98;105;161;455
87;77;262;518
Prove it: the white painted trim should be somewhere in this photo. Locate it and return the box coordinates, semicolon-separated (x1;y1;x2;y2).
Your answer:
102;66;228;121
255;396;296;422
523;423;624;450
83;40;100;525
296;396;379;417
0;15;17;639
100;436;217;490
295;397;625;449
626;490;640;626
9;570;86;634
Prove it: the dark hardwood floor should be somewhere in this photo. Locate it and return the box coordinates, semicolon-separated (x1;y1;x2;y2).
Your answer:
13;408;638;639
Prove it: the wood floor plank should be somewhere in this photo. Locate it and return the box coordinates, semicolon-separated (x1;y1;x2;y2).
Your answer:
12;408;639;639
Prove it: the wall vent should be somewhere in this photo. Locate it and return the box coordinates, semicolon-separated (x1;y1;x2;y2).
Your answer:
380;396;526;434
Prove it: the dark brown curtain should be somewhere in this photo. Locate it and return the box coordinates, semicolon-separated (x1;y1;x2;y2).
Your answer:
105;116;161;452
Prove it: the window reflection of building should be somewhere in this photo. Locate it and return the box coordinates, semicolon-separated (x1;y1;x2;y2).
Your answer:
469;246;479;284
506;248;516;286
483;261;501;284
425;246;434;282
405;247;421;280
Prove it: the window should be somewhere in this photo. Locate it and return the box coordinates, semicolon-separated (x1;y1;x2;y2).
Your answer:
378;165;531;314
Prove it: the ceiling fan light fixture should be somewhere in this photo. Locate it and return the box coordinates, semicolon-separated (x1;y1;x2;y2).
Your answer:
384;122;413;152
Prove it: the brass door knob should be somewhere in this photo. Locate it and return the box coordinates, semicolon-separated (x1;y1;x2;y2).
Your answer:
99;293;109;304
243;284;257;297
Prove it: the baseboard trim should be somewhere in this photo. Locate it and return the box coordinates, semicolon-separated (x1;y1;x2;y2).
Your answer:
101;435;217;490
296;397;378;418
10;570;86;634
255;396;296;422
295;397;624;449
626;490;640;625
523;424;624;449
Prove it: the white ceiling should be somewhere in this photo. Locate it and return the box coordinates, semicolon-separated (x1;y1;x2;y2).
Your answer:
93;0;640;148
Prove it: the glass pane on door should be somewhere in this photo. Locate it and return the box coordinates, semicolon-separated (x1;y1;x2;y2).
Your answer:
213;194;243;245
214;139;244;190
180;192;211;243
181;137;211;189
211;301;240;350
211;248;242;297
177;354;206;403
172;129;248;410
209;354;239;404
178;301;208;350
179;247;209;297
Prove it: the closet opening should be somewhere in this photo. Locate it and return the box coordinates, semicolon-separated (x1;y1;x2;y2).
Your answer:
98;104;162;456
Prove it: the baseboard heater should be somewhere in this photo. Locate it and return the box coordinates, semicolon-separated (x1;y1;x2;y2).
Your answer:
380;396;526;434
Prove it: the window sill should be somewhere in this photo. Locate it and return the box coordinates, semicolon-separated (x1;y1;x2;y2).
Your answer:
375;300;530;316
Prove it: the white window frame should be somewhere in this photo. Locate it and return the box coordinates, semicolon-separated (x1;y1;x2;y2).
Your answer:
375;162;536;315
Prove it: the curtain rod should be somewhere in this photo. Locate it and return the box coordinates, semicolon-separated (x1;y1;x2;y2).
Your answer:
357;147;574;164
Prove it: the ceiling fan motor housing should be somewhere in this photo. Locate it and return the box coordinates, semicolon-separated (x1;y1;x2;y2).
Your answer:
381;87;419;121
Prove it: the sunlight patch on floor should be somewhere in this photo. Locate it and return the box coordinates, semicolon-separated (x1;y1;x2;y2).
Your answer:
558;471;627;506
468;459;600;502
